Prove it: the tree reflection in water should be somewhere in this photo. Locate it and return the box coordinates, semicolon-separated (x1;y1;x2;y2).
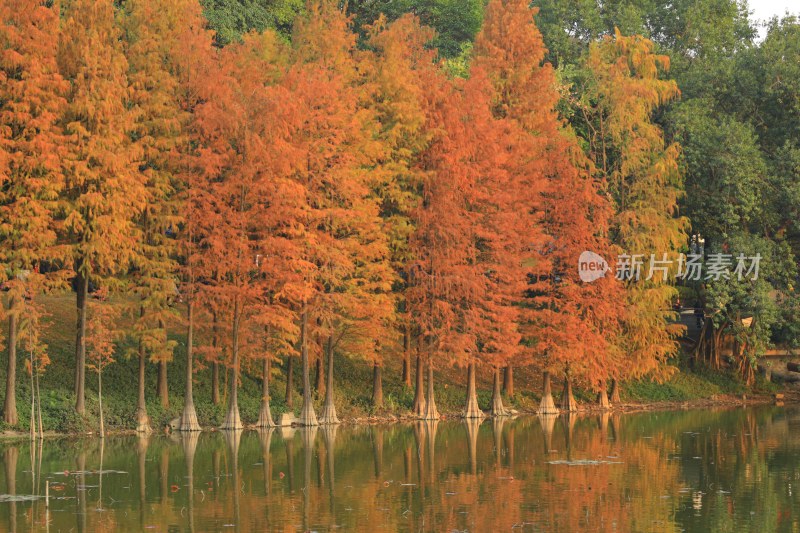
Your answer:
1;407;799;531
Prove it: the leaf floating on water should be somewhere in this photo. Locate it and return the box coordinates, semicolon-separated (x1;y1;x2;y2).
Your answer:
0;495;41;503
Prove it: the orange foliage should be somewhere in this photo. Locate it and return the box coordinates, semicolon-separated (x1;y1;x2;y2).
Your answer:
475;0;625;388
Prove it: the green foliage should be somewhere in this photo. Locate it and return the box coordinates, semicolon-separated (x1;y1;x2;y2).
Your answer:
201;0;304;45
348;0;483;58
622;367;748;402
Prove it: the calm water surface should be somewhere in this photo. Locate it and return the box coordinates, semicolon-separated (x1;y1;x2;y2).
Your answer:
1;406;798;532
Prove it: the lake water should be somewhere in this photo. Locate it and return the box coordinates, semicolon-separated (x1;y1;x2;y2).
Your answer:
0;406;798;532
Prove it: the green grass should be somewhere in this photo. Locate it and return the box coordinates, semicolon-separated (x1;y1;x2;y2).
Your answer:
621;365;778;403
0;293;778;434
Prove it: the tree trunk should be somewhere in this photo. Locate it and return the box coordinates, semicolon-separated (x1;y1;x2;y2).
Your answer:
503;365;514;398
3;296;18;425
179;300;201;431
135;306;151;433
29;344;35;441
422;359;439;420
412;351;425;418
560;372;579;412
597;380;610;410
297;309;318;426
609;378;621;404
315;353;325;399
372;362;384;408
463;362;483;418
98;370;105;438
220;298;243;430
155;318;170;409
491;366;510;416
157;359;168;408
402;325;411;387
538;371;558;414
35;371;43;436
75;270;88;415
285;355;294;409
211;309;220;405
257;355;275;427
319;336;338;424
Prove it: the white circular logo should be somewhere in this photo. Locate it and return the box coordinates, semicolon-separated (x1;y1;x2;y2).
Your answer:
578;251;610;283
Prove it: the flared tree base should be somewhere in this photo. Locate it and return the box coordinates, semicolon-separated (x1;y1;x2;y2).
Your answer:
597;385;611;410
463;364;484;419
463;392;484;419
178;402;202;432
538;393;559;415
561;380;579;412
318;398;339;425
413;400;427;419
255;400;275;428
491;393;511;417
220;404;243;430
297;398;319;426
135;407;152;434
422;395;439;420
610;379;621;404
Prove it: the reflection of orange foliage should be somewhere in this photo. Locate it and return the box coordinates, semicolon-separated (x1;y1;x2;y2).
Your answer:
6;409;800;532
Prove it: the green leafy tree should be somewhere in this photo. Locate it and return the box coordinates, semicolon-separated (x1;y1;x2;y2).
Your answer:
201;0;304;45
348;0;483;58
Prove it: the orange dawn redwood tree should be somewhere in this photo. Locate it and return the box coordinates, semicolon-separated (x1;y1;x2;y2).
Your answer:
283;0;392;426
189;27;302;430
360;16;434;420
125;0;183;431
584;31;687;387
474;0;625;413
0;0;68;425
365;15;433;397
0;0;693;431
124;0;217;432
407;63;483;421
460;70;533;418
409;62;532;420
58;0;146;415
86;301;121;438
19;297;50;438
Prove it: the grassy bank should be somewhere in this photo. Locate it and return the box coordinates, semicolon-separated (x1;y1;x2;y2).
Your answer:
0;294;781;434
